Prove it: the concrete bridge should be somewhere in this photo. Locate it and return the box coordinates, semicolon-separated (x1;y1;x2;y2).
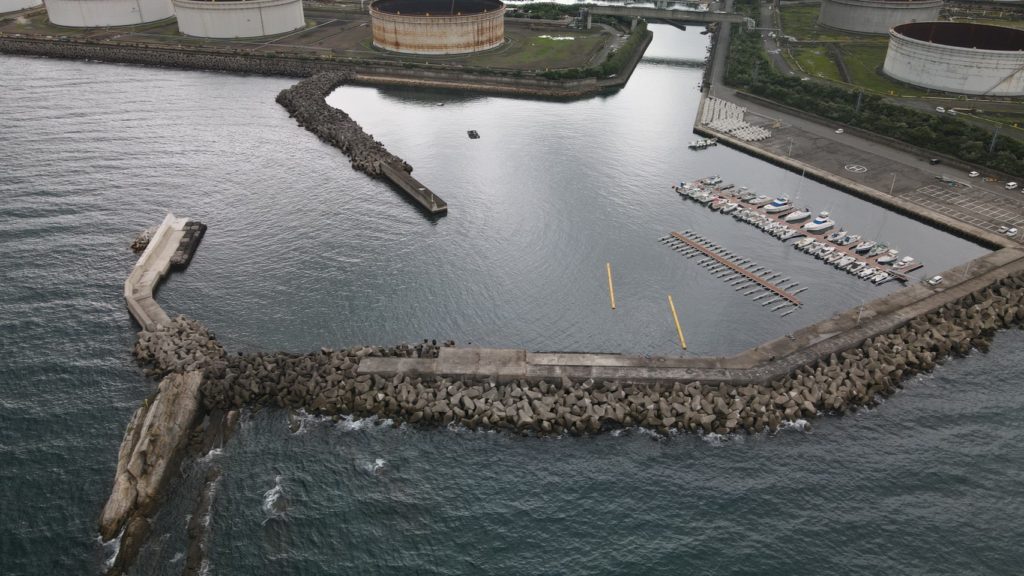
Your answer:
587;5;755;28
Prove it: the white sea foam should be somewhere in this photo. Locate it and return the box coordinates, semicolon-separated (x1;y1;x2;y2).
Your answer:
780;418;810;432
362;458;387;475
198;447;223;462
99;525;124;570
261;475;287;524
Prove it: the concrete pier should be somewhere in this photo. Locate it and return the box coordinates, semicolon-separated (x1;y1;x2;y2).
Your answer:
381;162;447;215
124;213;194;331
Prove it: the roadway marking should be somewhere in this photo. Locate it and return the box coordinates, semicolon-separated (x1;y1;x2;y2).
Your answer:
844;164;868;173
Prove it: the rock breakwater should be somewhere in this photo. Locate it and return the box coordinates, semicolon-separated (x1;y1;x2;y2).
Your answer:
275;71;411;177
133;271;1024;436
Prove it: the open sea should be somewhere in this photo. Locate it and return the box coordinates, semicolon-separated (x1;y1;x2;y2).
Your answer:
1;24;1022;575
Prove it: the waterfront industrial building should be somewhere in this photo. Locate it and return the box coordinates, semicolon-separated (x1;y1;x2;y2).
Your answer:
818;0;943;35
369;0;505;55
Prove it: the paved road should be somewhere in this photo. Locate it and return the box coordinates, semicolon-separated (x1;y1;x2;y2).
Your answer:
702;7;1022;243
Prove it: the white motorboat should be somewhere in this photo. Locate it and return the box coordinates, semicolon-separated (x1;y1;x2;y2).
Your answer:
826;229;846;243
805;242;824;255
795;237;815;249
710;197;728;210
748;195;773;206
702;175;723;185
858;266;878;279
835;256;856;269
817;246;836;259
867;243;888;257
853;240;876;254
839;234;861;246
721;202;739;214
892;256;916;270
780;230;800;241
764;197;792;213
877;250;899;265
738;191;757;202
803;211;835;233
825;252;845;264
785;209;813;223
847;261;867;274
872;272;891;284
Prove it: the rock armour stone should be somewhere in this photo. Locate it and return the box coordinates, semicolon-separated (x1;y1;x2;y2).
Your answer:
133;271;1024;437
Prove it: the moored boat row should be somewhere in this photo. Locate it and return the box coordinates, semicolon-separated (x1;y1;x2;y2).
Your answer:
671;177;924;283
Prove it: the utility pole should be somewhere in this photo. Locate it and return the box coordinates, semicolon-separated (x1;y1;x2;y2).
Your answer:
989;125;1001;154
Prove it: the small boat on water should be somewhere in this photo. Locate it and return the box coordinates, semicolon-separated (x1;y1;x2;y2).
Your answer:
468;130;480;139
702;175;723;185
877;250;899;265
892;256;916;270
853;240;877;254
839;234;861;247
721;202;739;214
859;266;878;279
826;229;846;243
689;138;718;150
795;237;815;249
764;197;792;213
785;209;813;223
835;255;856;269
748;195;773;206
803;211;835;233
738;191;757;202
710;197;729;210
872;272;891;284
847;261;867;274
868;243;889;257
779;229;801;241
719;184;735;191
817;246;836;259
825;252;845;264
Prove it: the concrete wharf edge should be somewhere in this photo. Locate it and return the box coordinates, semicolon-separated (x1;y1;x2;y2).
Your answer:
358;246;1024;384
124;213;189;332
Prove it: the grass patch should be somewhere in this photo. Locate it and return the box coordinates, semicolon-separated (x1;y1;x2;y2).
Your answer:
840;44;930;97
465;31;606;69
779;5;885;43
790;46;841;81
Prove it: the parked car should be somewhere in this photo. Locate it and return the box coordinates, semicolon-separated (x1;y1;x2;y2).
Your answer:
926;275;944;286
968;171;980;178
1007;182;1019;190
929;158;941;165
1009;228;1019;237
936;106;946;113
834;128;844;134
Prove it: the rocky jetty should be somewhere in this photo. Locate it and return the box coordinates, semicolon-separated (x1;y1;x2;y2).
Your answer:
170;221;206;269
132;272;1024;437
98;371;204;574
275;72;412;177
129;226;157;253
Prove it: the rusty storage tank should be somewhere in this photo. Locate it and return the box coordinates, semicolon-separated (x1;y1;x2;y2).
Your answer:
883;22;1024;96
370;0;505;55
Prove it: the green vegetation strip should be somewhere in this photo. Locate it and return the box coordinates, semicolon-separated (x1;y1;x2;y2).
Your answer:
726;0;1024;175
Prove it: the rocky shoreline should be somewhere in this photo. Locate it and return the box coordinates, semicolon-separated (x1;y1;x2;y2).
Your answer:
275;71;411;178
132;270;1024;437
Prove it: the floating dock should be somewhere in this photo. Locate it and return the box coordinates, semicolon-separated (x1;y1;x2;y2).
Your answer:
660;230;802;313
674;179;924;283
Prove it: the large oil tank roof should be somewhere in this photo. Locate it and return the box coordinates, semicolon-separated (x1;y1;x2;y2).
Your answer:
370;0;502;15
893;22;1024;51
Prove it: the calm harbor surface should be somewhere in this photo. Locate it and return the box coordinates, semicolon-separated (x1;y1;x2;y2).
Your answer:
0;25;1020;575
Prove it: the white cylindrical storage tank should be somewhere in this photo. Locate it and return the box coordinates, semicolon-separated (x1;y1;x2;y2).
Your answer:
883;22;1024;96
1;0;42;13
818;0;943;35
43;0;172;26
172;0;305;38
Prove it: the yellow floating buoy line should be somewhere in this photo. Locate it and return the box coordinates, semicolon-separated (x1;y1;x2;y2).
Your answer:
668;294;687;350
606;262;616;310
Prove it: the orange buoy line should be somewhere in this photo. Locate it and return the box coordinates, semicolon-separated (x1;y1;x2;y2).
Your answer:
668;294;687;350
669;232;802;306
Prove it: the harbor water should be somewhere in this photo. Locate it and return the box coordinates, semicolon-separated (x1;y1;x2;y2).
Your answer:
0;24;1021;575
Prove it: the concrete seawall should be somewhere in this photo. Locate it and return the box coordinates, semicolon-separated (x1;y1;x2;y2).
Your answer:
124;213;199;331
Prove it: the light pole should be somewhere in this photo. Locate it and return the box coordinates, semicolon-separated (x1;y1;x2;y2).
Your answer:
889;173;896;196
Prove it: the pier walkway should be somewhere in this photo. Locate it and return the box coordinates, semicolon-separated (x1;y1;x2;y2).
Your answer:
669;231;801;304
124;213;198;331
